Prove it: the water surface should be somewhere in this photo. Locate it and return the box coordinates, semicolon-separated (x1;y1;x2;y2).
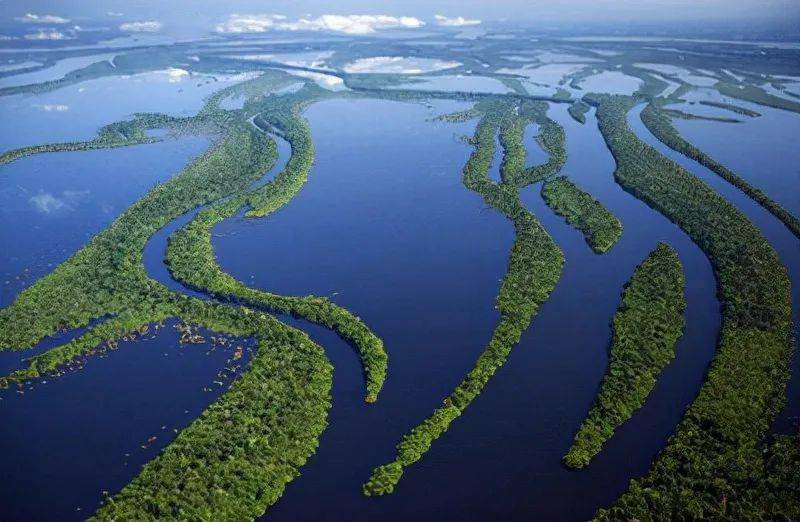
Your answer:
0;136;209;307
0;318;256;519
628;104;800;436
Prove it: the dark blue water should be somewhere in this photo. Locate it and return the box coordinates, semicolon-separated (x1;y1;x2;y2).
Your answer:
0;92;793;521
0;137;209;308
209;99;719;521
142;133;292;300
671;102;800;217
211;98;523;520
629;104;800;436
0;318;257;519
347;103;719;521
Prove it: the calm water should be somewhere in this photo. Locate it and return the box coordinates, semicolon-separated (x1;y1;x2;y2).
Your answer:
212;99;719;521
142;133;293;300
629;104;800;436
0;136;209;307
392;75;512;94
0;53;116;89
0;71;252;153
0;318;257;519
0;88;796;520
671;102;800;217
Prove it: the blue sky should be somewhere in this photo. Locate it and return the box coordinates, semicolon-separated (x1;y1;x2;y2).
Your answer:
2;0;799;37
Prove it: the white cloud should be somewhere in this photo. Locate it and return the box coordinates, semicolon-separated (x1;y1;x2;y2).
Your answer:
24;30;73;41
17;13;70;24
215;14;284;33
0;35;18;41
73;25;110;33
343;56;460;74
434;15;481;27
107;12;125;17
161;67;190;82
119;20;163;32
32;103;70;112
283;69;346;91
216;13;424;35
280;14;424;34
29;192;65;213
29;190;89;214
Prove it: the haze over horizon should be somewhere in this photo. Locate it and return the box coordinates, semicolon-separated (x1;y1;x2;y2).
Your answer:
1;0;800;40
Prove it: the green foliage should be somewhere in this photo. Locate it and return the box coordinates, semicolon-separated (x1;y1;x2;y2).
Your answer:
589;94;793;520
661;107;741;123
363;98;565;496
0;123;271;351
564;243;685;468
641;102;800;239
0;116;167;166
362;462;404;496
541;176;623;253
0;75;383;518
166;96;386;402
92;303;333;520
568;100;590;124
697;100;761;117
716;81;800;113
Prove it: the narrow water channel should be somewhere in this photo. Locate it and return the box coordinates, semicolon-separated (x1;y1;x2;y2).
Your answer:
627;103;800;435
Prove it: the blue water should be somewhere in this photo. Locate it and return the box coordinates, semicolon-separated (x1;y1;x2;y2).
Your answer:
208;99;720;521
0;86;795;521
0;318;257;519
0;136;209;308
671;103;800;217
0;53;116;89
211;98;523;519
0;71;251;153
524;122;549;167
628;104;800;435
488;132;503;182
143;133;292;299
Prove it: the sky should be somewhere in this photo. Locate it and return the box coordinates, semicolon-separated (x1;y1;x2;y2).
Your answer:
1;0;799;39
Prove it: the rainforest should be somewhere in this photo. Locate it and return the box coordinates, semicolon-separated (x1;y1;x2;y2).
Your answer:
0;3;798;521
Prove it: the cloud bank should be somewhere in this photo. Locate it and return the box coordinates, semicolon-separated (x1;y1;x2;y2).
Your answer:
17;13;70;24
214;14;285;33
216;14;424;35
119;20;163;32
32;104;70;112
343;56;461;74
434;15;482;27
24;30;73;41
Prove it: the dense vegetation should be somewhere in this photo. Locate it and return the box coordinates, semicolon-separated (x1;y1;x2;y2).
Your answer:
91;303;333;520
568;100;590;123
0;114;190;166
716;81;800;113
165;94;387;403
641;102;800;238
697;100;761;117
541;176;623;253
364;98;565;495
3;37;800;520
661;107;740;123
564;243;685;468
587;94;793;520
0;73;387;518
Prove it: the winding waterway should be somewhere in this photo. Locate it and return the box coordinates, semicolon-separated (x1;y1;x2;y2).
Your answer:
0;91;796;521
628;103;800;435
